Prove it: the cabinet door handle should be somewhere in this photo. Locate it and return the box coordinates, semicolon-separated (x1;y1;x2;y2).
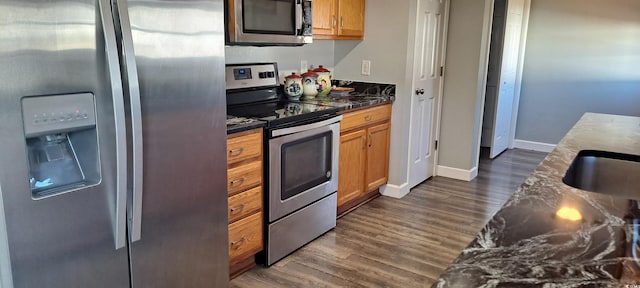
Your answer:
230;204;245;213
340;16;344;29
368;134;372;147
332;15;337;28
364;115;372;121
362;136;366;150
231;236;246;250
229;147;244;156
230;178;245;187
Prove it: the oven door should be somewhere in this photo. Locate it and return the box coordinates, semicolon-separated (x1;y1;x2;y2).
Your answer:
268;116;341;222
227;0;313;45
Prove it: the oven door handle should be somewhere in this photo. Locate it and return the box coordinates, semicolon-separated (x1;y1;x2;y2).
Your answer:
272;115;343;137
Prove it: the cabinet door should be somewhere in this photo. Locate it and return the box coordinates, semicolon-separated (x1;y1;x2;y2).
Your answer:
365;122;390;192
313;0;338;37
338;129;367;207
337;0;365;38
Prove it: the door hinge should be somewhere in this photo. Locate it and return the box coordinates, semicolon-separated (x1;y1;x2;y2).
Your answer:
435;140;438;150
439;66;444;77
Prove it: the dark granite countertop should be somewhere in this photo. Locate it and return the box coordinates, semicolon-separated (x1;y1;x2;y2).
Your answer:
299;94;394;111
298;80;395;110
435;113;640;287
226;81;395;134
226;116;266;134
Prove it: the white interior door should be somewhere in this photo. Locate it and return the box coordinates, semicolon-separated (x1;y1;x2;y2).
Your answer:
408;0;446;188
490;0;524;158
481;0;506;148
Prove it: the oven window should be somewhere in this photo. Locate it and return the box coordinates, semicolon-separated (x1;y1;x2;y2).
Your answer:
243;0;296;35
281;131;332;201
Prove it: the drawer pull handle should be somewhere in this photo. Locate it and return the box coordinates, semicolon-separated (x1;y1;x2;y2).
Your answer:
364;115;372;121
230;204;245;213
230;178;246;186
229;147;244;156
231;236;246;249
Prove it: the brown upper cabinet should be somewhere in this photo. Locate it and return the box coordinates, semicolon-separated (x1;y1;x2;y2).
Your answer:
313;0;365;40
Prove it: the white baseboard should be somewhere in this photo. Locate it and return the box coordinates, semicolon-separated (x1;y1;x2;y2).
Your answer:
513;139;556;153
436;165;478;181
380;182;410;199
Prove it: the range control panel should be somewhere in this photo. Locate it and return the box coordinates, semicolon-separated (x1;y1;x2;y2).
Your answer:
22;93;96;137
225;63;279;91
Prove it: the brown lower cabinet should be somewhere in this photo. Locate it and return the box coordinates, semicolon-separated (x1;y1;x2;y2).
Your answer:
226;128;264;278
338;104;391;216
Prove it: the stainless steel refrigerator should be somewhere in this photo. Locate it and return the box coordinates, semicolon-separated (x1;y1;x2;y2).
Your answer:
0;0;229;287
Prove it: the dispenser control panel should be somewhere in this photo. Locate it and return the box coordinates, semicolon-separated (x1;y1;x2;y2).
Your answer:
22;93;96;137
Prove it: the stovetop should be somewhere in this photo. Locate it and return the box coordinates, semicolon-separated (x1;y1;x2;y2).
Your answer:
226;100;339;128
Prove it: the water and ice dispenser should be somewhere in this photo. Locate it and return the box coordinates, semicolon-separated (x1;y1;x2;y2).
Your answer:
22;93;101;199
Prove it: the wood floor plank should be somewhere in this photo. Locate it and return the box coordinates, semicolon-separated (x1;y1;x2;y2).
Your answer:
230;148;547;287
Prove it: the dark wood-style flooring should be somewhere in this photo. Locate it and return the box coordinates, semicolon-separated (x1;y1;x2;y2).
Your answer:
230;148;548;287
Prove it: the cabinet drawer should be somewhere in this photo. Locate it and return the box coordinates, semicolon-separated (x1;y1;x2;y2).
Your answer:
228;212;263;264
228;186;262;223
227;161;262;196
341;104;391;132
227;129;263;165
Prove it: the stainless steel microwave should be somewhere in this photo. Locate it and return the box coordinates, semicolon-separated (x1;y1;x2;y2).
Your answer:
226;0;313;46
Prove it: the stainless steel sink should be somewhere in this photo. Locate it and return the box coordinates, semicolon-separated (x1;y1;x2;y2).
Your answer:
563;150;640;199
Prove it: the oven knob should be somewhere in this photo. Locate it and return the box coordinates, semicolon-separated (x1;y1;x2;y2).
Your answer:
326;171;331;178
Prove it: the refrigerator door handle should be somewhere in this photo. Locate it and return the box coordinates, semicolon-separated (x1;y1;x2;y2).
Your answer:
98;0;128;250
113;0;144;243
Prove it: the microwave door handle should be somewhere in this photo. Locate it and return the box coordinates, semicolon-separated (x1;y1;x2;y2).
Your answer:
295;0;303;35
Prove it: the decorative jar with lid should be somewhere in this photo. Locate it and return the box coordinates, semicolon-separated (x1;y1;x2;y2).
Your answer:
313;65;331;97
301;70;319;99
284;72;303;100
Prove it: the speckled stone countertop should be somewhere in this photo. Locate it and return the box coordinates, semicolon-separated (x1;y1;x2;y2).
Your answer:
435;113;640;287
226;116;266;134
299;81;395;110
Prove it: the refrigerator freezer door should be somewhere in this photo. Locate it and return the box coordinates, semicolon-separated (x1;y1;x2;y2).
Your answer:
115;0;230;286
0;0;130;287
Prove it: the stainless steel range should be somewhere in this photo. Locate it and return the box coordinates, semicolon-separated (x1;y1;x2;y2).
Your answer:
226;63;339;265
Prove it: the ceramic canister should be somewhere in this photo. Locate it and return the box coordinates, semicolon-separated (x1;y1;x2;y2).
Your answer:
301;70;319;99
284;72;303;100
313;65;331;97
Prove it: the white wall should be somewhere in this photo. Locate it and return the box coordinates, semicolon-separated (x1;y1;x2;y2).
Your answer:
515;0;640;144
333;0;413;191
438;0;493;172
225;40;335;83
